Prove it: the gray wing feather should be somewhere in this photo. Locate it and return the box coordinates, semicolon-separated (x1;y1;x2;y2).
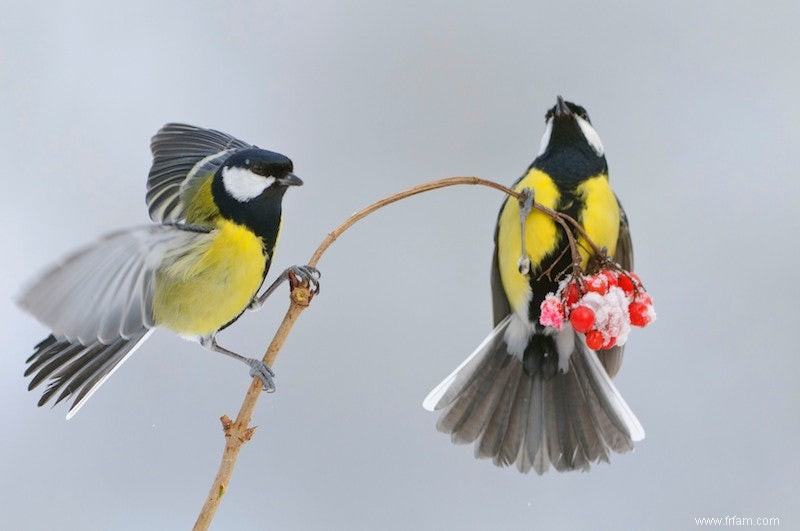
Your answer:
490;191;513;327
614;198;633;271
147;123;252;222
490;246;511;326
17;225;207;344
599;198;634;378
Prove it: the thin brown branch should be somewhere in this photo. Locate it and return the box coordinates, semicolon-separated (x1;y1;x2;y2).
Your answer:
192;175;605;530
307;177;520;267
193;177;518;530
536;244;570;282
558;213;605;258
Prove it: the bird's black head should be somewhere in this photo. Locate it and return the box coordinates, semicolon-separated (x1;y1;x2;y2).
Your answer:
211;147;302;243
533;96;607;184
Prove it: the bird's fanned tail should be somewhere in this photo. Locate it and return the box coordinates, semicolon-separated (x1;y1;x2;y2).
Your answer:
25;330;152;419
424;318;644;474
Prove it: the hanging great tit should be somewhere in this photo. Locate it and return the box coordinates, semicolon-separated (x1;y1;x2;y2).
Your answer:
424;97;644;474
18;123;319;419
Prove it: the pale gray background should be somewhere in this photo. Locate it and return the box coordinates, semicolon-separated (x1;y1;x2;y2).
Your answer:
1;2;797;530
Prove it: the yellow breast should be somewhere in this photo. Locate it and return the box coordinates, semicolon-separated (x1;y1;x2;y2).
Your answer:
575;175;620;265
497;169;561;314
152;220;267;337
497;171;620;316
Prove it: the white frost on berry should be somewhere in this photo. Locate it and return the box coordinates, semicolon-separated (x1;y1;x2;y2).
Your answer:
578;287;632;346
539;295;565;330
606;286;633;345
645;303;657;324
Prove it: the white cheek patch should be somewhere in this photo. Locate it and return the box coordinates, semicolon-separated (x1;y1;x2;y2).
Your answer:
575;115;605;156
537;118;553;156
222;167;275;202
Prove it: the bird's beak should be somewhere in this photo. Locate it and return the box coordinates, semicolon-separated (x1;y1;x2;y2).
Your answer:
555;95;571;117
278;173;303;186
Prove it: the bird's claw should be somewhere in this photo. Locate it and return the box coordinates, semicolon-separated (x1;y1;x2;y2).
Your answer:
518;188;534;275
289;265;321;294
247;359;276;393
518;256;531;275
249;265;323;311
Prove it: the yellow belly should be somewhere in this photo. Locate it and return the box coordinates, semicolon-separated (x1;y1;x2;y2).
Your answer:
575;175;620;265
497;169;561;313
152;220;267;337
497;170;620;315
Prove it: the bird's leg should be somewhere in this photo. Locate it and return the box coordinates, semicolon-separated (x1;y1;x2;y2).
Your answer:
200;335;275;392
248;265;321;311
517;187;535;274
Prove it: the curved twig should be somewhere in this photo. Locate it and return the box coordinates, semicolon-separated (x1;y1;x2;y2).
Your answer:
192;176;600;530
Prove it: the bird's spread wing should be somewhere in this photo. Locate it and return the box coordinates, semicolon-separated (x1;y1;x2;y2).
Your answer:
146;123;252;222
17;224;210;344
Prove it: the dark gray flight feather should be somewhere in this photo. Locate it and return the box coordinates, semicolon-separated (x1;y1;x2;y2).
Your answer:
147;123;252;223
25;330;151;419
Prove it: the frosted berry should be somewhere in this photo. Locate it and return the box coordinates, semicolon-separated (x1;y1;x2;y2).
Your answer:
569;305;595;333
602;336;617;350
617;274;635;296
564;283;581;306
629;302;651;327
585;330;604;350
539;296;566;330
600;270;618;288
585;274;608;295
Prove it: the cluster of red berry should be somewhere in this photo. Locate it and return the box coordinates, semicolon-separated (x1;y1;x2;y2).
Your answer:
539;269;655;351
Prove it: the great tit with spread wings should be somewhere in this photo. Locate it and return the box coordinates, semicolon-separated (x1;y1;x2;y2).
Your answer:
19;124;318;418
